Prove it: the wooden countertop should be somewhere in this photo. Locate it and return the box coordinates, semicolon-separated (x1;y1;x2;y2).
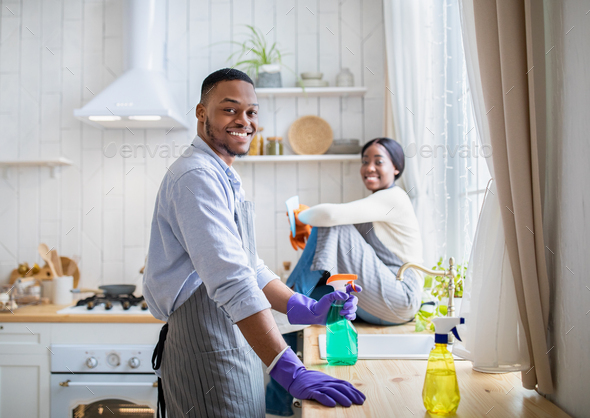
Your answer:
302;323;569;418
0;303;163;323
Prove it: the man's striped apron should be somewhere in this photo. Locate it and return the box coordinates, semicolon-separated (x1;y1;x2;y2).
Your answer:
152;198;265;417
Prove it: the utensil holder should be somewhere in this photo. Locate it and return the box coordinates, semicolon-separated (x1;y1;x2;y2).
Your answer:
53;276;74;305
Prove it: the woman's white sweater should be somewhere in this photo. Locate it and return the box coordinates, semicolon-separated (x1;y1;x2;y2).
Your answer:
298;186;423;264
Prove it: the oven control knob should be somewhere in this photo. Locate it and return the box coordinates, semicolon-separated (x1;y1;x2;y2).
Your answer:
107;353;121;367
86;357;98;369
128;357;141;369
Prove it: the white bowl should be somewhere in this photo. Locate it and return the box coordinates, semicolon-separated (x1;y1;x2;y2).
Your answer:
300;80;329;87
300;72;323;80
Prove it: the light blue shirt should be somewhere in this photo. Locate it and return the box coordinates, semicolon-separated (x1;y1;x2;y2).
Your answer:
143;135;278;323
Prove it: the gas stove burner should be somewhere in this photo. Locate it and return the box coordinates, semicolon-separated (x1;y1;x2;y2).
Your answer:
76;293;145;311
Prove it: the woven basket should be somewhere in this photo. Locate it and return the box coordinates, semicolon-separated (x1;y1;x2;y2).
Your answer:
288;115;334;155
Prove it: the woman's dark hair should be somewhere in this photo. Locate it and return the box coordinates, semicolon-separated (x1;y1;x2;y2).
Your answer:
200;68;254;105
361;137;405;180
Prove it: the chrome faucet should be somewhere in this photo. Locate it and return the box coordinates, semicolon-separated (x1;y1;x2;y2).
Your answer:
395;257;457;318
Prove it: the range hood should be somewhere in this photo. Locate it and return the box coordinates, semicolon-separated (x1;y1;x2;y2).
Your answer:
74;0;189;130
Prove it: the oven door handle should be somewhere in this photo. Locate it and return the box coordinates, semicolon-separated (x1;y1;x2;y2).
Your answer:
59;379;157;387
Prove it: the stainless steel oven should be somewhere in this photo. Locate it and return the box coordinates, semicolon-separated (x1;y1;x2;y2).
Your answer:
50;344;157;417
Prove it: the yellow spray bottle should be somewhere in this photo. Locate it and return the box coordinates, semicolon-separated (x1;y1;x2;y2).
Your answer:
423;317;465;415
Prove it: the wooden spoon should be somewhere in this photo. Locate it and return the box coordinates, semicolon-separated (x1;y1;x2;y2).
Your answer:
38;243;59;278
49;249;63;276
65;259;78;276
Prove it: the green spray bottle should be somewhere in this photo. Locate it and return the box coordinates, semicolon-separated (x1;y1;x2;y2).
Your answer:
423;317;465;415
325;274;358;366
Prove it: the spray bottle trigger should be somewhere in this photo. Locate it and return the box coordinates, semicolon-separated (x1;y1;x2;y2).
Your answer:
451;327;462;342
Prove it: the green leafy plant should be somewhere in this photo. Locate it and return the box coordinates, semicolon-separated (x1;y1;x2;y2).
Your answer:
415;303;447;333
414;257;467;332
221;25;304;88
226;25;285;79
429;257;465;301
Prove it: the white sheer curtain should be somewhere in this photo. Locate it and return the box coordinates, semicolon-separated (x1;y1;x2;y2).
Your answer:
384;0;528;371
451;0;530;372
383;0;485;266
383;0;436;265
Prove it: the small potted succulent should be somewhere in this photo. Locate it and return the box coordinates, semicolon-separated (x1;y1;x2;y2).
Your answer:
414;257;466;332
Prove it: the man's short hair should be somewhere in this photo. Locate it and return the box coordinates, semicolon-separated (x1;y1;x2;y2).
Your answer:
200;68;254;105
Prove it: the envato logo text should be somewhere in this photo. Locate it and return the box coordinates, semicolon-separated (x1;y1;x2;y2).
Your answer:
403;141;492;159
103;141;194;159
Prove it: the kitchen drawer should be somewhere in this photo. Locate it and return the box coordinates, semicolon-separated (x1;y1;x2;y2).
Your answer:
0;322;51;355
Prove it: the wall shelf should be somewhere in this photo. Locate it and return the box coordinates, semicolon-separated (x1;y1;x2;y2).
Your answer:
0;157;73;178
255;87;367;98
233;154;361;163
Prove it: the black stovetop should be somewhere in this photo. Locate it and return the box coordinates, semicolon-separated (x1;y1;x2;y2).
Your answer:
75;294;148;311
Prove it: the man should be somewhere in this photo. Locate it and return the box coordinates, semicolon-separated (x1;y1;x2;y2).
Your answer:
143;68;365;417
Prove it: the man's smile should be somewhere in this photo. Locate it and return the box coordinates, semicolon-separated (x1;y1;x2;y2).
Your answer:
227;128;253;139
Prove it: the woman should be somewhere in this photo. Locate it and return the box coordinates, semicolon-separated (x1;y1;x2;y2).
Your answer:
288;137;423;325
265;137;423;417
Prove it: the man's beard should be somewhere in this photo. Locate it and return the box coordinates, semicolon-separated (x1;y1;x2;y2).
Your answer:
205;119;249;158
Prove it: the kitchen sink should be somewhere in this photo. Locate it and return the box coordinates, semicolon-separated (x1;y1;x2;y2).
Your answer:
318;333;459;360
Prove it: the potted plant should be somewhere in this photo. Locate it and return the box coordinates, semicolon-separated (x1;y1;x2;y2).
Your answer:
414;257;466;332
225;25;302;89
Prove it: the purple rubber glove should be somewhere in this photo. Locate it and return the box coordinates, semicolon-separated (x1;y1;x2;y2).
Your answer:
287;284;363;325
270;347;366;407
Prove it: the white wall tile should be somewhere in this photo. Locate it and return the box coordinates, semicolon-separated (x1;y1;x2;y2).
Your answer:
274;211;301;276
60;209;81;260
253;0;274;34
0;177;18;271
232;0;253;41
62;19;83;131
297;161;320;206
103;260;124;285
253;163;276;248
257;247;276;274
210;1;232;70
124;246;146;288
104;0;123;39
273;161;297;208
0;71;17;114
18;91;41;159
189;0;209;23
275;1;296;87
319;161;342;203
17;169;41;263
40;93;61;145
274;97;296;150
63;0;82;21
124;153;146;248
0;14;20;73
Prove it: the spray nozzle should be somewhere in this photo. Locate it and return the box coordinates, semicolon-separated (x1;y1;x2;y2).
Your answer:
326;274;358;293
432;317;465;344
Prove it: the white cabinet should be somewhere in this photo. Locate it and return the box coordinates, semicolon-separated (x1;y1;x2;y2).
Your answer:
0;323;51;418
0;321;161;418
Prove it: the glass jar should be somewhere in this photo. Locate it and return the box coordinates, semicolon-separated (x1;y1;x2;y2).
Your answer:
266;137;283;155
248;127;264;156
336;68;354;87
